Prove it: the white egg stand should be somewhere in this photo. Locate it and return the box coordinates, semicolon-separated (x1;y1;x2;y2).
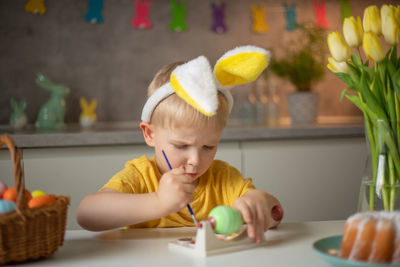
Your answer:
168;220;267;257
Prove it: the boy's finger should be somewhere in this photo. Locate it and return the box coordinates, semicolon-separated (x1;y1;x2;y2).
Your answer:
255;207;265;243
263;210;270;231
235;201;252;224
246;205;263;242
175;175;195;184
181;183;195;194
247;221;255;239
240;202;257;239
171;167;185;175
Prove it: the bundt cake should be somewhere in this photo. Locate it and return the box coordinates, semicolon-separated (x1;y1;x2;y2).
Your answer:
340;211;400;264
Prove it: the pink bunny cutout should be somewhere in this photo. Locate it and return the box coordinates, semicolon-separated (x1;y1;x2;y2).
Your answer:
313;0;329;28
132;0;152;29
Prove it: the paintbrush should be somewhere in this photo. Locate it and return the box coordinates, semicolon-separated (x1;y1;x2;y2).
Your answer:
162;150;198;226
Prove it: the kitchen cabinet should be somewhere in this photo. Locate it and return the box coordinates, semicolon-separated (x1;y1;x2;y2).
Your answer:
0;136;367;229
242;137;367;222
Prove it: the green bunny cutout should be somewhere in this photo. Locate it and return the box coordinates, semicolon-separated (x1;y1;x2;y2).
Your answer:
169;0;187;32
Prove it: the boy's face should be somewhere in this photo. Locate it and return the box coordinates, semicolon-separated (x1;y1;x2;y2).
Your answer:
151;124;223;181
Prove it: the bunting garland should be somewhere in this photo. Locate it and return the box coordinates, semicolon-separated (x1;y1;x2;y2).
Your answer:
211;2;227;34
283;2;298;31
85;0;104;24
25;0;46;15
23;1;354;34
169;0;187;32
338;0;352;23
251;3;269;34
313;0;329;28
132;0;152;29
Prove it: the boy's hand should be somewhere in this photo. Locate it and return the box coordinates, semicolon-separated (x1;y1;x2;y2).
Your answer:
156;167;195;215
234;190;282;243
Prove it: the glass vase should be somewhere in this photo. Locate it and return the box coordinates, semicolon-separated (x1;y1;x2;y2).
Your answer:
358;156;400;211
357;119;400;212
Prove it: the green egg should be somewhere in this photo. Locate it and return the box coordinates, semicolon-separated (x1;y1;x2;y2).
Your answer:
208;205;243;235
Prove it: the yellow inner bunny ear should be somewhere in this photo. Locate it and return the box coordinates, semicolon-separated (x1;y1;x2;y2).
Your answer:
170;74;214;116
214;46;270;87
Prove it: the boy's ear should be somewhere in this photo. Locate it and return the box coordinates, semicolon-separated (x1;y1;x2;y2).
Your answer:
140;122;155;147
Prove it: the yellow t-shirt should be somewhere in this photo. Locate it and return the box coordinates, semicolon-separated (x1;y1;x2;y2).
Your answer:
101;155;255;228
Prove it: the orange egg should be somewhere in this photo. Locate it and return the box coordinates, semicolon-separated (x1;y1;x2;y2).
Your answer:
28;195;57;208
3;187;32;202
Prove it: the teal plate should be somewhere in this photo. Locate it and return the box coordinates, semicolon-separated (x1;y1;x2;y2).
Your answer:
312;235;395;267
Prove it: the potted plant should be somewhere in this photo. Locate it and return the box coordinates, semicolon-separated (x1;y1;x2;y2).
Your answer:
270;23;327;124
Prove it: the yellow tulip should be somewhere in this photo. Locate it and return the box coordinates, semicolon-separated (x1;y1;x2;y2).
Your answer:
382;12;400;45
381;5;395;19
327;31;351;62
363;32;385;62
363;5;382;35
396;6;400;23
343;16;363;48
327;57;349;74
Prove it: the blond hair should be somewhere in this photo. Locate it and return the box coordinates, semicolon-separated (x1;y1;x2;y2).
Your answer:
147;62;229;131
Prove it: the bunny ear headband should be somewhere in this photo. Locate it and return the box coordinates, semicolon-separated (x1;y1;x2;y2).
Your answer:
141;45;270;122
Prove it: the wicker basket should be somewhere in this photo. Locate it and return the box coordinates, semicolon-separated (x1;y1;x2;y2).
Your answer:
0;134;70;265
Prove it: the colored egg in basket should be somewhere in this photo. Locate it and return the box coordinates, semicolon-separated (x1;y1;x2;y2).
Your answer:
0;199;16;214
28;195;57;208
3;187;32;202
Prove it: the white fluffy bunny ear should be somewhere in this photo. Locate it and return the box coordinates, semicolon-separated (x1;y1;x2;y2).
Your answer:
170;56;219;116
214;45;270;89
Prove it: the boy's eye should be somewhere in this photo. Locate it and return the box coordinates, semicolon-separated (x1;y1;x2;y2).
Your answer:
204;146;215;150
174;144;187;149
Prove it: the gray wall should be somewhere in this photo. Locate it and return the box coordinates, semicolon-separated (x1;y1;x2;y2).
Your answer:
1;0;393;125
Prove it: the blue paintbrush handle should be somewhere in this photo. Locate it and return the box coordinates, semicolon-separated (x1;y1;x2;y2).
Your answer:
162;150;198;226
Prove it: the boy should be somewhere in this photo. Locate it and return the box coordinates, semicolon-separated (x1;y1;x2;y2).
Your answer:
77;47;283;243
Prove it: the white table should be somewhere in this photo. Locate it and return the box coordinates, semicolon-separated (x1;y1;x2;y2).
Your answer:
18;221;345;267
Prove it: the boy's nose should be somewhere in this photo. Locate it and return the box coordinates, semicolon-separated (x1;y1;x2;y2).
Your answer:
187;150;200;167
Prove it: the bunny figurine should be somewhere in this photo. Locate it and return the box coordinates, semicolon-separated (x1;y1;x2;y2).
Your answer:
79;97;97;128
35;73;70;130
10;98;28;130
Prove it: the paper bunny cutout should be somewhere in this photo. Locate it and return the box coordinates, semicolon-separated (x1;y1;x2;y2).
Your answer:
25;0;46;15
338;0;352;22
313;1;329;28
169;0;187;32
85;0;104;24
283;2;298;31
10;98;28;130
251;3;269;33
132;0;152;29
80;97;97;128
35;73;69;130
211;2;227;34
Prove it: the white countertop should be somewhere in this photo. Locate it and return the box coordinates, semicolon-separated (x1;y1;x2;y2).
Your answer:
17;220;345;267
